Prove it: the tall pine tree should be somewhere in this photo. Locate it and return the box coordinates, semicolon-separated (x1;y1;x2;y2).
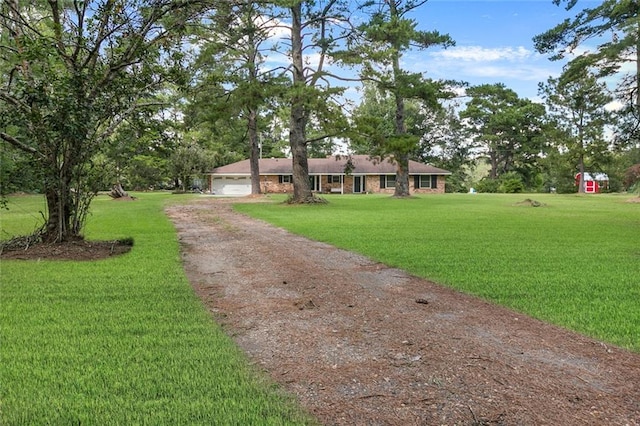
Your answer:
340;0;454;196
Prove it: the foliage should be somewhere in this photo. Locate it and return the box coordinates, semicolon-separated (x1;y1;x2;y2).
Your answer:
105;104;181;189
350;84;428;153
614;106;640;149
539;149;581;193
418;102;476;192
624;163;640;192
474;177;500;193
497;172;525;193
236;194;640;351
283;1;352;202
539;69;613;192
349;84;396;152
170;141;216;192
0;144;42;194
533;0;639;150
126;155;170;191
475;172;532;194
0;193;315;424
461;84;547;186
189;1;290;194
0;0;208;242
341;0;455;197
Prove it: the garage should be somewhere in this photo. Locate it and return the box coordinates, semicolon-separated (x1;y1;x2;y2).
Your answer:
211;177;251;196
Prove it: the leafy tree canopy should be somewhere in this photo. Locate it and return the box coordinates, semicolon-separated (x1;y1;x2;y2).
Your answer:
461;83;547;185
533;0;639;142
338;0;455;196
539;68;613;192
0;0;209;241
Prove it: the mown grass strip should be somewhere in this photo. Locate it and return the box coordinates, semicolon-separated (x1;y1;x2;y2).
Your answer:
1;193;315;425
235;193;640;351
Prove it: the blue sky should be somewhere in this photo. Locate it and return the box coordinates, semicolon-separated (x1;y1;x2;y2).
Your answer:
262;1;608;106
405;0;602;102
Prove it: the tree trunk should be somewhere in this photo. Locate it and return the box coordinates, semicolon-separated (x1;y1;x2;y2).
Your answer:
390;0;410;197
109;182;129;198
291;127;312;201
394;152;411;196
578;153;585;194
392;92;411;197
246;15;262;196
489;150;498;179
248;107;261;195
636;22;639;115
578;121;585;193
44;190;68;243
289;3;312;202
43;167;73;243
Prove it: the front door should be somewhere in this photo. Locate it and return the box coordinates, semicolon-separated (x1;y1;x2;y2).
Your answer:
353;175;365;193
309;175;321;192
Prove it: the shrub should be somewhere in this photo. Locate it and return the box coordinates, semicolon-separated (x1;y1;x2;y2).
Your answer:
475;177;500;193
624;164;640;192
498;172;525;193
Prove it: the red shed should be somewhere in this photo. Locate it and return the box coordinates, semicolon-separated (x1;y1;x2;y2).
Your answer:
575;172;609;193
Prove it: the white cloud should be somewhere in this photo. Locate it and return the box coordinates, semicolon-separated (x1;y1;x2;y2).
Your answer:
465;64;554;81
404;46;558;83
529;93;548;105
431;45;533;62
605;100;624;112
255;15;289;41
395;44;567;99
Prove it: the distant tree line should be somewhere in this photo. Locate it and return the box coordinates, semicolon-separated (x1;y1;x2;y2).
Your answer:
1;0;638;242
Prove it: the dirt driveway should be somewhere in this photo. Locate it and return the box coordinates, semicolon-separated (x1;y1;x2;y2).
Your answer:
166;197;640;425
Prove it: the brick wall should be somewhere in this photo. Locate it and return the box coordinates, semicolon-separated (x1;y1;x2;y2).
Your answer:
322;176;353;194
259;175;446;194
375;175;446;194
261;175;293;194
412;176;445;194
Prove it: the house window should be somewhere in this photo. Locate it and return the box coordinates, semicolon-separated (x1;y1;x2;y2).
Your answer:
419;175;438;189
327;175;342;183
279;175;292;183
382;175;395;188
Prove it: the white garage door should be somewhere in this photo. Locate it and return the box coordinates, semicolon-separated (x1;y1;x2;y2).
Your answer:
212;177;251;196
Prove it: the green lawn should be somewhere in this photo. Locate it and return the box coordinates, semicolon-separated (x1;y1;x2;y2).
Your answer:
0;193;315;425
235;193;640;351
2;192;637;424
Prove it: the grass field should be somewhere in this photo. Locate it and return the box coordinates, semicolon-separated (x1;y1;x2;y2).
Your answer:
2;192;638;423
235;193;640;352
0;193;315;425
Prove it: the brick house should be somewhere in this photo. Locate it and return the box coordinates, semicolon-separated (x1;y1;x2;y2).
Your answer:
208;155;451;196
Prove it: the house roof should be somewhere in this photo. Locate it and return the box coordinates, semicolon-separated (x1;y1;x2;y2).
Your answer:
210;155;451;176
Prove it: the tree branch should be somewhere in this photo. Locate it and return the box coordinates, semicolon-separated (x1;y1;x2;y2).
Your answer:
0;90;29;112
71;0;88;63
306;132;339;144
0;132;44;158
95;95;168;142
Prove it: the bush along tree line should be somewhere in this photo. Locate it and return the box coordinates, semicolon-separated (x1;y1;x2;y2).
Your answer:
0;0;639;241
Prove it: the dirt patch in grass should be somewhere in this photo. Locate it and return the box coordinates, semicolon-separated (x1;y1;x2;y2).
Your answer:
0;237;132;261
166;198;640;426
514;198;545;207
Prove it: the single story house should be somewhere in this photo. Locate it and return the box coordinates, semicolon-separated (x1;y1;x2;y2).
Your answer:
208;155;451;196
